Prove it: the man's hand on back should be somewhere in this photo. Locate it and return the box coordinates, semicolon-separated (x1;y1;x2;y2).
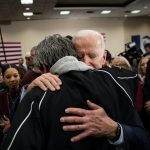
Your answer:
27;73;62;91
60;100;118;142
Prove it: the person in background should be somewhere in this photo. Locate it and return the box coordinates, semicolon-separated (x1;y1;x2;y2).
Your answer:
0;66;7;93
103;50;112;67
0;68;3;84
138;56;150;85
0;62;5;90
21;46;41;87
111;56;132;70
25;52;32;70
28;30;149;150
1;34;150;150
134;55;150;134
0;67;6;144
0;67;5;90
25;47;37;70
142;58;150;133
19;46;42;101
144;43;150;55
18;57;26;81
18;58;25;69
0;64;21;144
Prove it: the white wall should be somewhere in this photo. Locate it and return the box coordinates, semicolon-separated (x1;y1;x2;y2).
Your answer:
1;17;124;57
124;17;150;43
1;17;150;59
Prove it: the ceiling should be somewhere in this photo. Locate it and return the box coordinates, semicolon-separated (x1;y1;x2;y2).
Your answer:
0;0;150;25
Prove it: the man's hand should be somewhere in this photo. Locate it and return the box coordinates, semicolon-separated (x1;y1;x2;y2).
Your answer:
27;73;62;91
60;100;118;142
144;100;150;113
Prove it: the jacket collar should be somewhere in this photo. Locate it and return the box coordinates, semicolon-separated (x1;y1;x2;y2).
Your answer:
50;56;93;75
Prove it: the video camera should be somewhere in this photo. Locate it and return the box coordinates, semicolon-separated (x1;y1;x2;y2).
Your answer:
118;42;143;66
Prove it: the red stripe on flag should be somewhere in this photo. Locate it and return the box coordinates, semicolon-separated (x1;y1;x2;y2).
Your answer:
0;46;21;48
0;50;21;53
0;42;21;44
0;54;21;57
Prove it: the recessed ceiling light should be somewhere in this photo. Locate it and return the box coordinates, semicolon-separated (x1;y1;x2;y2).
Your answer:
60;11;70;15
21;0;33;4
144;6;148;9
101;10;111;14
23;12;33;16
124;14;128;17
26;8;30;10
26;17;31;20
131;10;141;14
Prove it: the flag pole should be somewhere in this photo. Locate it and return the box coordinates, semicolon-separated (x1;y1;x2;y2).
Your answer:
0;27;7;63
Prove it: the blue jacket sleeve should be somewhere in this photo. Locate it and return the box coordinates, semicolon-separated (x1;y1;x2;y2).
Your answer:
121;110;150;150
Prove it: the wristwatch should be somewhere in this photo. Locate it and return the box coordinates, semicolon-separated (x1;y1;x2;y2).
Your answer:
111;123;121;142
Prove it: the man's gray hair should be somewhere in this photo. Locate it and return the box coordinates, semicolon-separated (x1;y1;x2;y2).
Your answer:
72;30;105;54
34;34;76;69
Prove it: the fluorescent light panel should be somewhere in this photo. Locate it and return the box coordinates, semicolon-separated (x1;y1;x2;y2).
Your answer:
23;12;33;16
101;10;111;14
131;10;141;14
21;0;33;4
60;11;70;15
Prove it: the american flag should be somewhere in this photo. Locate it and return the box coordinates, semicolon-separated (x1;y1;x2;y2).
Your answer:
0;42;22;64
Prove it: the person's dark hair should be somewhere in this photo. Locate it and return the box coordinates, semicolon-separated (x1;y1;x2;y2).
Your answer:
105;50;112;63
34;34;76;70
143;52;150;57
65;35;73;40
144;43;150;49
2;64;20;77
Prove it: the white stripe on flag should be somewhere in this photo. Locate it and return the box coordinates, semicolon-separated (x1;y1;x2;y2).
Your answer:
6;60;19;64
0;56;21;60
1;60;19;64
0;44;21;47
0;48;21;51
2;52;22;55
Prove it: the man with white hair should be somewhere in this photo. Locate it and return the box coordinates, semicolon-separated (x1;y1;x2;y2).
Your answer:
1;34;149;150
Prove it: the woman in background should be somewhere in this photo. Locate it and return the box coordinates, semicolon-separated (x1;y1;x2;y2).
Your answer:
136;56;150;111
136;56;150;133
111;56;132;70
0;64;21;144
138;56;150;84
142;58;150;133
